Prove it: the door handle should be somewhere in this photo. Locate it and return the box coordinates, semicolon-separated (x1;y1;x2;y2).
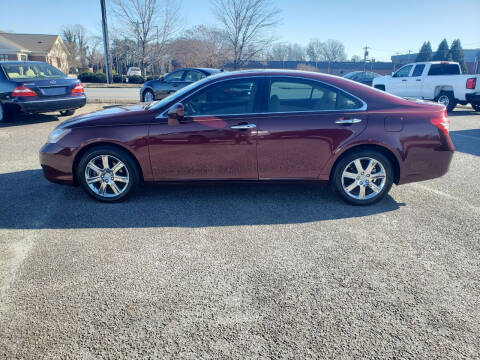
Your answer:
231;123;256;130
335;118;362;125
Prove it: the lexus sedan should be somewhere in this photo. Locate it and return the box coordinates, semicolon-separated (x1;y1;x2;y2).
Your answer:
0;61;86;122
140;67;221;102
40;70;454;205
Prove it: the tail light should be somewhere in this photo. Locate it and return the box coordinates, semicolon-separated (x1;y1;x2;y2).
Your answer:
71;83;84;95
466;78;476;89
12;86;37;97
430;109;449;135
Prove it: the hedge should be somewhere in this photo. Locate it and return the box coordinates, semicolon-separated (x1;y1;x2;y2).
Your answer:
78;72;107;83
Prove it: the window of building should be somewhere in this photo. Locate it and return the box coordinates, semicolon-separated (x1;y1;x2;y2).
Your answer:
0;55;8;61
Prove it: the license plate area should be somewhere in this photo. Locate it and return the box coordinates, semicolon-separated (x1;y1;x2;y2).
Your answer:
40;87;67;96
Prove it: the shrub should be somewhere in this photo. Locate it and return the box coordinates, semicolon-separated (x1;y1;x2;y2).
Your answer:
78;72;107;83
112;74;125;83
127;75;145;84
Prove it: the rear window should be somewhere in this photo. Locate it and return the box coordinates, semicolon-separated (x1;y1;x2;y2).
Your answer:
1;63;65;80
428;64;460;76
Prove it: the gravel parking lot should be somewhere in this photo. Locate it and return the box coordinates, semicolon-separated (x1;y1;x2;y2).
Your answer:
0;104;479;359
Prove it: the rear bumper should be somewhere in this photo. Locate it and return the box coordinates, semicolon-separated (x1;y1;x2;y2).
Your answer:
466;93;480;105
6;95;86;114
39;143;76;185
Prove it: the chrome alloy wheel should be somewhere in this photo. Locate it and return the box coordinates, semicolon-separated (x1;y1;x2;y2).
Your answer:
144;91;154;102
341;157;386;200
84;155;129;198
437;94;450;107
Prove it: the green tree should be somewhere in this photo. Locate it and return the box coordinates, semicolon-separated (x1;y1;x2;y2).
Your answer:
415;41;432;62
432;39;451;61
449;39;468;73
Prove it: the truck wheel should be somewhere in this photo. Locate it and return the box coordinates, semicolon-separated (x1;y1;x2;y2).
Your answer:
435;91;456;112
472;104;480;112
374;85;385;91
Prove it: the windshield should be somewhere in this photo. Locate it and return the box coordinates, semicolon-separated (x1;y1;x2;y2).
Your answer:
148;74;221;110
1;63;65;80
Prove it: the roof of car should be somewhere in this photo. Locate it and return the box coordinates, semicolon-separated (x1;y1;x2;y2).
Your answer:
177;67;222;74
0;60;51;65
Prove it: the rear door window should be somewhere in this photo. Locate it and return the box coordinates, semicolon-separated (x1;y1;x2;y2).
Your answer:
428;64;461;75
268;78;363;112
411;64;425;77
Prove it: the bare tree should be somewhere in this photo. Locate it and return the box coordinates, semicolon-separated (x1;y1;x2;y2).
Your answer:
306;38;325;64
111;0;180;76
61;24;89;70
212;0;281;69
320;39;346;73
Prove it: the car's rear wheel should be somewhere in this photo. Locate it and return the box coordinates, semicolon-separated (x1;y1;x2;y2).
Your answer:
332;150;393;205
435;91;456;112
143;89;155;102
472;104;480;112
60;109;75;116
374;85;385;91
77;146;140;202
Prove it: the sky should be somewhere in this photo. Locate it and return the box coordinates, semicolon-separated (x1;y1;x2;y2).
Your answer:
1;0;479;62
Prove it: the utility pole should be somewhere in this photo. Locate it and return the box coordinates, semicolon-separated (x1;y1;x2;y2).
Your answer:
100;0;111;84
407;50;412;63
362;45;370;72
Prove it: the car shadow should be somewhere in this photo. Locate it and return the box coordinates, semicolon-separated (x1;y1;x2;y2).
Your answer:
449;109;478;117
0;170;404;230
450;129;480;157
0;113;60;127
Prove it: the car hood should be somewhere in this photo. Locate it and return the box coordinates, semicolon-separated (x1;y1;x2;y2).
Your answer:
58;104;155;128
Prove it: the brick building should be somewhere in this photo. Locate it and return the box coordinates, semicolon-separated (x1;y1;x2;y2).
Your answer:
0;32;69;73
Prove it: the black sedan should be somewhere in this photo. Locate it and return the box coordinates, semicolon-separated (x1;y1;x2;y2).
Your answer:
343;71;381;86
140;67;221;102
0;61;86;123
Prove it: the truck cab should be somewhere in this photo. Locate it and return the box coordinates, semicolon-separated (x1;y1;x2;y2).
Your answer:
373;61;480;112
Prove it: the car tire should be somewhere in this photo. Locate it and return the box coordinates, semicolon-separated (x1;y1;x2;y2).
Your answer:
435;91;456;112
472;104;480;112
0;102;9;123
332;149;394;206
143;89;155;102
374;85;385;91
60;109;75;116
77;145;140;202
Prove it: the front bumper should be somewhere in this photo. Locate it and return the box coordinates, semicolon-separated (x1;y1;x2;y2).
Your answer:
39;143;76;185
6;95;86;114
466;93;480;105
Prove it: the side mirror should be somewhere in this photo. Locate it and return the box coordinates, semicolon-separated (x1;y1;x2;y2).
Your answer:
159;76;164;82
391;72;395;77
167;103;184;126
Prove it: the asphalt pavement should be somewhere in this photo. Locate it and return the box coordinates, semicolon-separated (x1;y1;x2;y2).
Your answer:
0;105;479;359
85;87;141;102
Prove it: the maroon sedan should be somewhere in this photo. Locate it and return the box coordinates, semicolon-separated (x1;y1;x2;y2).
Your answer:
39;70;454;205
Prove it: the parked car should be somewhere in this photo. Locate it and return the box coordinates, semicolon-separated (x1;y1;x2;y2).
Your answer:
126;67;141;77
0;61;86;122
373;61;480;112
140;67;221;102
343;71;381;86
40;70;454;205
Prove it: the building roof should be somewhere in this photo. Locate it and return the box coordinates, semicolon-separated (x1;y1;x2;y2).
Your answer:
0;33;61;54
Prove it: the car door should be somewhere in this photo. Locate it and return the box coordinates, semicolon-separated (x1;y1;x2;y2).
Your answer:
256;77;367;179
154;70;186;99
404;64;425;98
388;65;413;96
148;77;263;180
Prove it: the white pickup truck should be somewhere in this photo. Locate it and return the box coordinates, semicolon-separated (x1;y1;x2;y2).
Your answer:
373;61;480;112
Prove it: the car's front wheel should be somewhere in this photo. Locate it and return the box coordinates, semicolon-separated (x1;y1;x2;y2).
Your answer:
77;146;140;202
143;89;155;102
332;150;394;205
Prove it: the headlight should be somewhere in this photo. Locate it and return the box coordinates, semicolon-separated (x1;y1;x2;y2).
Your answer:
47;128;71;143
